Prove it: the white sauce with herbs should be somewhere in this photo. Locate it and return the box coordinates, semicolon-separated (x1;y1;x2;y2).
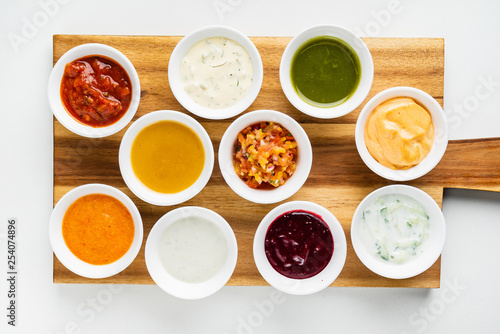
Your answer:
159;216;227;283
360;194;430;264
180;37;253;109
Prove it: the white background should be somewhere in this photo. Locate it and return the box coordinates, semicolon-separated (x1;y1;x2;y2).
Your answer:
1;0;500;333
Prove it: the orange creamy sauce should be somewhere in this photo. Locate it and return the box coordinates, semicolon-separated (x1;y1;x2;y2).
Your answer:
62;194;135;265
364;97;434;170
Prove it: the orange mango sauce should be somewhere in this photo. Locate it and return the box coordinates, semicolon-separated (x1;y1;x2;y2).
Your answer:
62;194;135;265
364;97;434;170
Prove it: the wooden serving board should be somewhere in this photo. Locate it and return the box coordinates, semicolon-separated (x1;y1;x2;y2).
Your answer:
53;35;500;288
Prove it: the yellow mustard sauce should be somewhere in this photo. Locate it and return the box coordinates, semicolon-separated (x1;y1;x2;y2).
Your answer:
131;120;205;193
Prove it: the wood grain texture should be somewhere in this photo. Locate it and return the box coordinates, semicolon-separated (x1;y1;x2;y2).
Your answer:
52;34;469;288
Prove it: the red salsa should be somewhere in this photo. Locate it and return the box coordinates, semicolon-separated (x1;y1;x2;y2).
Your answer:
60;55;132;127
265;210;334;279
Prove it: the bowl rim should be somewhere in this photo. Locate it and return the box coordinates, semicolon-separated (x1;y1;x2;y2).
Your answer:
253;201;347;295
168;25;264;120
350;184;446;279
145;206;238;299
355;86;449;181
118;110;214;206
47;43;141;138
279;24;374;119
218;109;312;204
48;183;143;279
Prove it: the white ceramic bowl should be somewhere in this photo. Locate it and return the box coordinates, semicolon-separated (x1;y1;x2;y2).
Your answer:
351;185;446;279
48;43;141;138
218;110;312;204
280;24;374;119
168;25;263;120
253;201;347;295
355;86;448;181
145;206;238;299
49;183;143;279
119;110;214;206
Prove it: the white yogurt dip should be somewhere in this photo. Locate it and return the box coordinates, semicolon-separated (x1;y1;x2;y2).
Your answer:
180;37;253;109
159;215;228;283
359;193;430;264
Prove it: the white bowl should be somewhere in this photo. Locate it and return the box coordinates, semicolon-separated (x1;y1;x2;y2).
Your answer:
355;86;448;181
218;110;312;204
145;206;238;299
280;25;373;119
119;110;214;206
351;185;446;279
48;43;141;138
49;183;143;279
168;25;263;120
253;201;347;295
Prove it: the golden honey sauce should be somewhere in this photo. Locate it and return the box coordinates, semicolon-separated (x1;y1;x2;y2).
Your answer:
131;120;205;193
62;194;135;265
364;97;434;170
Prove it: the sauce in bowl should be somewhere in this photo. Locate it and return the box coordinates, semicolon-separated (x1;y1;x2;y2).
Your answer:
62;193;135;265
130;120;205;194
180;37;253;109
233;121;298;189
159;215;228;283
359;193;430;264
290;36;361;107
364;97;434;170
265;210;334;279
61;55;132;127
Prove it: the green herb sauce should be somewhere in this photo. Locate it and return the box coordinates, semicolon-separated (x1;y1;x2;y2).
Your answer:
290;36;361;107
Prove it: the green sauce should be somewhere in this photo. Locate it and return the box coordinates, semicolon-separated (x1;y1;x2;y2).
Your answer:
290;36;361;107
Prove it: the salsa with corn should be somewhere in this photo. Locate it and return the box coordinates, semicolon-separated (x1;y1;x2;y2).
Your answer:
233;121;297;189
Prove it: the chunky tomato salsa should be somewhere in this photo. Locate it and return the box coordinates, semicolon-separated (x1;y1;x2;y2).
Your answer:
233;122;298;189
60;55;132;127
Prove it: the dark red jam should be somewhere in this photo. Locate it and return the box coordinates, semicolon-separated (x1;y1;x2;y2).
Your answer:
264;210;334;279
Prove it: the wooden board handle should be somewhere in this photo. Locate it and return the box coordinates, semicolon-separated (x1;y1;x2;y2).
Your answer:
425;137;500;192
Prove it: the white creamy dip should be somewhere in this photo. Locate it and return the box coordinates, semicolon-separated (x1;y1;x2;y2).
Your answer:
359;194;430;264
159;216;228;283
180;37;253;109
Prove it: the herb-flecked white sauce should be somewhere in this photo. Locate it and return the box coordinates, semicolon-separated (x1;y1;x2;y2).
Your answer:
359;194;430;264
180;37;253;109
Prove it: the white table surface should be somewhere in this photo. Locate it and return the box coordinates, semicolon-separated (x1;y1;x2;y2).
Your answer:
2;0;500;333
